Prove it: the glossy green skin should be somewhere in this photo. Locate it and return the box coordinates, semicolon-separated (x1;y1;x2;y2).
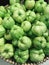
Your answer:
10;25;24;39
30;49;45;62
33;37;46;49
4;30;12;40
0;6;6;18
21;4;26;11
35;0;47;13
44;5;49;14
9;4;20;13
7;9;12;16
32;21;47;36
1;44;14;59
2;16;15;29
0;25;5;37
44;42;49;56
10;3;26;13
13;9;26;23
0;38;5;54
36;13;41;21
21;21;31;32
43;31;49;38
4;14;10;18
6;6;12;16
5;11;11;17
4;34;12;40
18;36;32;50
25;0;35;9
10;0;20;5
15;0;20;3
26;10;36;22
12;39;18;47
14;49;29;63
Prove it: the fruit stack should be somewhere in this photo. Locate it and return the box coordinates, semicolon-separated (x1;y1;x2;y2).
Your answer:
0;0;49;64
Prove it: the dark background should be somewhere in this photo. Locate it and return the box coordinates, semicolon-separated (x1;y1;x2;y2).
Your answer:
0;0;48;6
